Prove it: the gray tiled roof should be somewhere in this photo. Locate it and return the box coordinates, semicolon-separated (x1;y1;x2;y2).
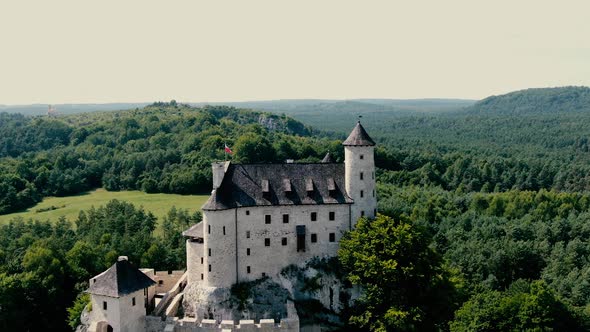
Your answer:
202;163;353;211
182;222;203;238
342;121;376;146
87;259;155;297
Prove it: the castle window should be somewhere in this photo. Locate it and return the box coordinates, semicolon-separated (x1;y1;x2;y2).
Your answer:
360;154;364;160
246;231;250;238
311;233;317;243
208;264;211;272
360;172;364;180
373;190;375;197
247;248;251;256
329;233;336;242
329;212;335;221
208;225;211;234
246;210;250;215
201;257;203;264
132;297;136;306
103;301;107;310
311;212;317;221
261;179;270;193
297;225;306;252
372;172;375;179
201;273;204;280
208;248;211;256
223;226;226;235
283;214;289;224
282;237;288;246
265;238;270;246
158;280;163;285
374;209;377;216
262;273;266;278
361;211;365;217
360;190;364;198
247;266;251;274
265;215;271;224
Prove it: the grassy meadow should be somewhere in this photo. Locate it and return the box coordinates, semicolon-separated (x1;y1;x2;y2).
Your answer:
0;188;208;226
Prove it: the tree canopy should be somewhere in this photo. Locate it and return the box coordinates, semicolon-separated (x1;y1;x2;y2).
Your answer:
339;214;459;331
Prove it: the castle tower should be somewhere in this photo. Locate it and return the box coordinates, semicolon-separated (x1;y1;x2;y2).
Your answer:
343;121;377;225
86;256;155;332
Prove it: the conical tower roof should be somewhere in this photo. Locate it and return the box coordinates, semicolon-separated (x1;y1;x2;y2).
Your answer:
321;152;335;163
342;121;375;146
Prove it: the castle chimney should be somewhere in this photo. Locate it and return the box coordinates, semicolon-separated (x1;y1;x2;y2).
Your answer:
212;161;230;190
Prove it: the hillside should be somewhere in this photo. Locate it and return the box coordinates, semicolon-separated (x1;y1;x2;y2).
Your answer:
0;103;335;215
466;86;590;114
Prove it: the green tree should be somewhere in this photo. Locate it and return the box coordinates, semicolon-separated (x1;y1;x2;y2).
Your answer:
339;214;459;331
450;280;582;331
67;292;90;330
233;132;276;163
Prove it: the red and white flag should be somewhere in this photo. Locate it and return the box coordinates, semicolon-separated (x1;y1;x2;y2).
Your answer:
224;144;233;154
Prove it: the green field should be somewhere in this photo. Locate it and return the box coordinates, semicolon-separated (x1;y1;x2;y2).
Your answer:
0;188;208;225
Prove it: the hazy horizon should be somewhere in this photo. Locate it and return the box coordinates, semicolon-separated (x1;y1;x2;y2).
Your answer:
1;0;589;104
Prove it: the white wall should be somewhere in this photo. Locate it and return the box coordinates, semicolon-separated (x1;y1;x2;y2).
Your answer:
203;209;237;287
89;294;121;332
344;145;377;225
186;237;204;285
197;204;351;286
119;289;148;332
89;289;147;332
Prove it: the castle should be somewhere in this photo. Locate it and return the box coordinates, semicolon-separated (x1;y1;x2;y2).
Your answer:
82;121;377;332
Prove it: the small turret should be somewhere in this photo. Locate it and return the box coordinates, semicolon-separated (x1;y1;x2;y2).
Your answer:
343;121;377;226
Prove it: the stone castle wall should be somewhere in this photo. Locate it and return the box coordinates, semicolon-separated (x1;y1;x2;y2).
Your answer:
194;203;351;287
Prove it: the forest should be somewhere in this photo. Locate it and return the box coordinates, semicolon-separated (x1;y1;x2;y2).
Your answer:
2;87;590;330
0;103;339;215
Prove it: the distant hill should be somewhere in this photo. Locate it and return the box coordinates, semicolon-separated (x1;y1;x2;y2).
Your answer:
0;99;476;117
0;99;476;133
193;98;475;133
466;86;590;114
195;98;475;114
0;103;149;115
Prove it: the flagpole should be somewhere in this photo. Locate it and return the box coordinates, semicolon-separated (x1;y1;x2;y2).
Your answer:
224;142;227;162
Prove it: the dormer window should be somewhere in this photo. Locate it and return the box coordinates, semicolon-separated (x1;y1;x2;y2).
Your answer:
327;178;336;192
283;179;292;192
305;178;314;193
261;179;270;194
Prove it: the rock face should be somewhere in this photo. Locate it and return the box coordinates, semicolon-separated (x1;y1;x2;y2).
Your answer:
279;257;355;329
183;278;291;322
182;257;354;330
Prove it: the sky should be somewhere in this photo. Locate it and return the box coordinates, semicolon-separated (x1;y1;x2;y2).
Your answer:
0;0;589;104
